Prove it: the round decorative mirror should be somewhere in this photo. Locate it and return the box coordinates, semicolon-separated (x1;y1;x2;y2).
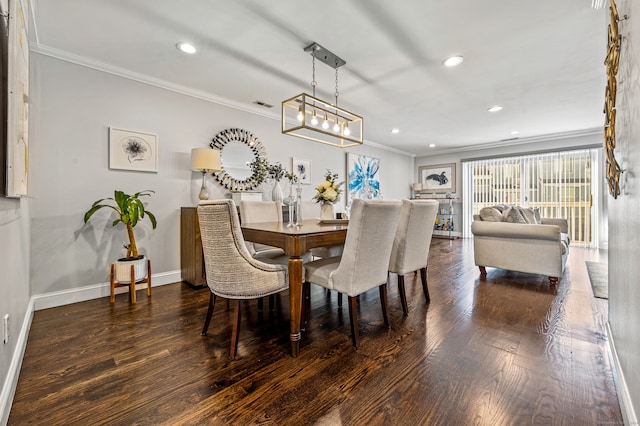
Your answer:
209;128;267;191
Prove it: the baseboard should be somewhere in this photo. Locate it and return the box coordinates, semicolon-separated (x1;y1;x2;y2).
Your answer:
606;321;638;426
0;298;34;426
32;270;182;311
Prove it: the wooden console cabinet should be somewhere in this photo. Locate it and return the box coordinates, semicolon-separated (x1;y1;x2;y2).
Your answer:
180;207;206;288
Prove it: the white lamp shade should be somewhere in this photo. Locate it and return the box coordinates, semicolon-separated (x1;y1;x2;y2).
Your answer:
191;148;221;172
412;182;423;191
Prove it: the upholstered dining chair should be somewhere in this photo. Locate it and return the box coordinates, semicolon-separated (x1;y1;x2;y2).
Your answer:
239;200;287;262
304;199;402;348
388;199;439;314
301;200;344;259
197;199;289;359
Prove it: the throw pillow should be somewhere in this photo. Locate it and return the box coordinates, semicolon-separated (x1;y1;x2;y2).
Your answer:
518;207;537;224
479;207;503;222
502;206;527;223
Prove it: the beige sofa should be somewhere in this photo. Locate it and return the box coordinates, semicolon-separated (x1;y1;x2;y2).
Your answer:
471;205;569;285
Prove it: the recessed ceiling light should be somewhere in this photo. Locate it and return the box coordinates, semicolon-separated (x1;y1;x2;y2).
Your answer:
442;56;464;67
428;144;436;148
487;106;503;113
510;130;520;135
391;128;400;134
176;42;196;54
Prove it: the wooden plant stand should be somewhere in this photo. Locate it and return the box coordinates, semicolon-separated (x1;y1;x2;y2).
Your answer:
110;259;152;304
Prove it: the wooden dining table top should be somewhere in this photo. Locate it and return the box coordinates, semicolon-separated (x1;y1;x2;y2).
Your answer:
241;220;348;257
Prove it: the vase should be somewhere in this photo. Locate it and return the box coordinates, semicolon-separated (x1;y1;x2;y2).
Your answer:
114;255;148;282
320;203;334;220
272;180;283;205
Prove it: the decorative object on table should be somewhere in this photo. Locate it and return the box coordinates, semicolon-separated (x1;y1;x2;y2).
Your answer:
418;163;456;194
4;0;30;197
283;170;299;227
267;162;286;205
292;158;311;184
282;42;363;148
603;0;625;198
347;153;380;204
109;128;158;173
191;148;221;201
83;190;157;302
210;128;268;191
313;169;342;220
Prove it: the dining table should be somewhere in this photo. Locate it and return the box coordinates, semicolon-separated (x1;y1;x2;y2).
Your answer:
241;219;348;357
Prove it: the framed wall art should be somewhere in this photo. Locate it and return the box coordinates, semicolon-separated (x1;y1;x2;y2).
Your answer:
109;127;158;173
4;0;30;197
418;163;456;194
292;158;311;184
347;153;380;202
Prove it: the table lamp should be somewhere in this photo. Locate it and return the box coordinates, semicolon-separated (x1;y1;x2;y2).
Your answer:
412;182;423;199
191;148;221;200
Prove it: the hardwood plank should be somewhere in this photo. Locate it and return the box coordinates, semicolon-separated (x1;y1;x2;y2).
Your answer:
8;240;623;425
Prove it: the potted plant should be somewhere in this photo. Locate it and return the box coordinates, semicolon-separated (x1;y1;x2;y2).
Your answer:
84;190;157;281
267;162;286;204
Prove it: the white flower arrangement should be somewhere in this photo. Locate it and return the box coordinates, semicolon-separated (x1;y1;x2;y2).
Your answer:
313;169;342;204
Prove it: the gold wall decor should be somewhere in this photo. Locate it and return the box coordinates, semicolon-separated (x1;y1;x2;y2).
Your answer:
603;0;626;198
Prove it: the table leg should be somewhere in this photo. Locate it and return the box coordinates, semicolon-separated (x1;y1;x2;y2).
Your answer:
288;257;303;357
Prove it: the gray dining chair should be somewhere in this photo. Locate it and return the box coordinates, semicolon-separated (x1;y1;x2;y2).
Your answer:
239;200;288;262
300;201;344;259
304;199;402;348
197;199;289;359
388;199;439;314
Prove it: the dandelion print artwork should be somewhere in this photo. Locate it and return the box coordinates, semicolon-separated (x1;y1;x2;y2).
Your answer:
109;128;158;173
122;137;150;163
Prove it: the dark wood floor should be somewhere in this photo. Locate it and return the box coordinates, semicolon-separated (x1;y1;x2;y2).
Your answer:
9;239;622;425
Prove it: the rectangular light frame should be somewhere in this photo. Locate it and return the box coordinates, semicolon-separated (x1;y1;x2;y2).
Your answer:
282;93;363;148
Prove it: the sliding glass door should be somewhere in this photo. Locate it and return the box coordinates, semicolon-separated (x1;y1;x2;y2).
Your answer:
463;149;600;246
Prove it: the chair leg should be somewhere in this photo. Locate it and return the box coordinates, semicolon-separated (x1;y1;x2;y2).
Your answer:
269;294;275;312
258;298;264;312
379;284;390;328
201;293;216;336
397;274;409;315
420;267;430;303
229;300;242;359
549;276;558;286
347;296;360;349
300;282;310;331
110;264;116;303
337;293;343;308
479;266;487;276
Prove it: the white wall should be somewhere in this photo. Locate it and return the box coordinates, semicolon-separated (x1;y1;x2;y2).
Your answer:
608;0;640;422
29;53;414;297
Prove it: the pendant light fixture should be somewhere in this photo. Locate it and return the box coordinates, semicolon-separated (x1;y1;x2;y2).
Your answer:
282;42;363;148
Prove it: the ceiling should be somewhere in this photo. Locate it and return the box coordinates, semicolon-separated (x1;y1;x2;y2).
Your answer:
30;0;607;156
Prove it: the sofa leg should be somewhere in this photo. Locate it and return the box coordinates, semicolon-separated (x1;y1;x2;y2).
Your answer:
549;276;558;286
479;266;487;276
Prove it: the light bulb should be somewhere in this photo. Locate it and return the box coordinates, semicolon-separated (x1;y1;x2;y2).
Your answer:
322;114;330;129
343;123;351;136
333;122;340;133
310;111;319;126
296;106;303;122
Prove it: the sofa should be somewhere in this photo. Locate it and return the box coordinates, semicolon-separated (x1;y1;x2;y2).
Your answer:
471;205;570;285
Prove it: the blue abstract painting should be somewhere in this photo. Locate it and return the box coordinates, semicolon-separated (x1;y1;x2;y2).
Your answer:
347;153;380;202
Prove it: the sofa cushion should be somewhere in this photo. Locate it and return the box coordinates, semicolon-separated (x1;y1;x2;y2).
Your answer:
503;206;527;223
479;207;503;222
516;206;541;224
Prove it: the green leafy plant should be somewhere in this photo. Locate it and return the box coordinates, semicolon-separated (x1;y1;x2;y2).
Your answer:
267;162;286;182
284;170;299;184
84;190;157;259
249;157;269;186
